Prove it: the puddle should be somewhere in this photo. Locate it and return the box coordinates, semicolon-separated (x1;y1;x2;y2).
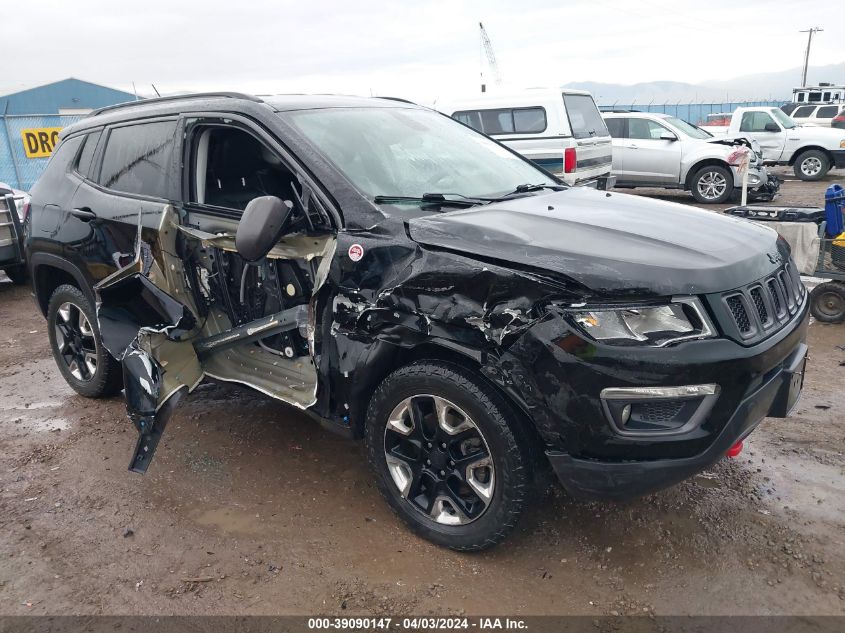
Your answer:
0;358;77;434
193;507;267;535
693;472;722;489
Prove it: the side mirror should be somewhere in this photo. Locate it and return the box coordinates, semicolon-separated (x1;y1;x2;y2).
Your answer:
764;122;780;132
659;132;678;141
235;196;293;262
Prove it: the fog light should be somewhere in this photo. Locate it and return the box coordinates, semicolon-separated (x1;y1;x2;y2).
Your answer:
600;384;720;437
726;440;743;458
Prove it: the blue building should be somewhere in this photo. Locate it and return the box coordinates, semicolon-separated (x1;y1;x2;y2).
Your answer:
1;78;137;190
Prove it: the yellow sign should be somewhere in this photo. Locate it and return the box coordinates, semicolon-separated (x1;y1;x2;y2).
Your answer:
20;127;63;158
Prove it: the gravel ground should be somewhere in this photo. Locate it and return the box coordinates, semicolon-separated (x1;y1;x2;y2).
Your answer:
0;168;844;616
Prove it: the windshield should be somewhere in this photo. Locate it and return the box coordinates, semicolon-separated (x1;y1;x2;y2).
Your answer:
665;116;712;139
770;109;797;129
283;107;557;200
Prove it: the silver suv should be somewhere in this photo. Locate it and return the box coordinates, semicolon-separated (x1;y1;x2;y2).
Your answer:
602;111;778;204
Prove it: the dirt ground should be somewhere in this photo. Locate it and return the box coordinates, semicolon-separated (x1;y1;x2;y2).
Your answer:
1;168;844;617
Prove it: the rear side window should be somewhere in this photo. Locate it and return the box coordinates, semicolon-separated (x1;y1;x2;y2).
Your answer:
75;130;102;179
793;105;816;118
512;108;546;133
604;118;626;138
562;94;608;139
44;136;84;176
816;106;839;119
452;107;547;135
98;120;177;198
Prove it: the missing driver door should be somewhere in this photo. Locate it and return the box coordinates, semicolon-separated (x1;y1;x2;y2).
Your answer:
177;116;336;410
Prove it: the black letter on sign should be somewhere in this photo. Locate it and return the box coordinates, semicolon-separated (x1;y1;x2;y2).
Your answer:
24;132;39;154
38;131;51;153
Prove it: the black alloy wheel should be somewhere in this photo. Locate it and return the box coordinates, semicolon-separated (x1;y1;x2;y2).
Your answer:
47;284;123;397
366;361;531;551
383;394;495;525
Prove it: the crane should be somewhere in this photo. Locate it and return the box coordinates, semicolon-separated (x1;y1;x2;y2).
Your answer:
479;22;502;93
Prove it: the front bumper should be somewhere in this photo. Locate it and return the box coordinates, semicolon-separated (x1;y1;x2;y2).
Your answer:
730;166;779;202
746;173;781;202
504;291;809;501
832;149;845;169
546;338;807;499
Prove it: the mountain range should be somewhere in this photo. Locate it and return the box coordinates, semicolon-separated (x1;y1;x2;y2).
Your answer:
564;62;845;105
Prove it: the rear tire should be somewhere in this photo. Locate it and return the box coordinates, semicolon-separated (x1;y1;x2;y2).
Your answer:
4;265;27;285
691;165;733;204
810;282;845;323
47;284;123;398
793;150;830;181
365;361;531;551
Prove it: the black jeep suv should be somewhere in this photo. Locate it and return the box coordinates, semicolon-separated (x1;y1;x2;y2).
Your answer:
25;93;808;550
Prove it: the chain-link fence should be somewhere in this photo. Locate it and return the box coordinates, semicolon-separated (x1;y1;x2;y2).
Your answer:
597;100;783;126
0;114;83;191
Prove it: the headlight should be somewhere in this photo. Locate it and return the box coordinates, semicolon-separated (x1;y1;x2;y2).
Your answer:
840;140;845;148
568;298;715;347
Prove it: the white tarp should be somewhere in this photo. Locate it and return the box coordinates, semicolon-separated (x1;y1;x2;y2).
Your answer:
752;221;820;275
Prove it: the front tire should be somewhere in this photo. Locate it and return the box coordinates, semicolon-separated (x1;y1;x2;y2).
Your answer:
47;284;123;398
365;361;531;551
793;150;830;181
691;165;733;204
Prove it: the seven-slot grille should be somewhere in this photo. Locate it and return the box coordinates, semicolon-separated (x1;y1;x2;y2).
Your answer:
719;261;805;342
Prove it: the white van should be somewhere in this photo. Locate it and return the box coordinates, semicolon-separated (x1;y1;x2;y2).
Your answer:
437;89;613;188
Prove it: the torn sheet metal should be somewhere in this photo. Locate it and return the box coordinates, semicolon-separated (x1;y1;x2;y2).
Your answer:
97;274;196;360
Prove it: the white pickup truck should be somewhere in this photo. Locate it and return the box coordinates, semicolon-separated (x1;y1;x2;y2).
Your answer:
700;106;845;181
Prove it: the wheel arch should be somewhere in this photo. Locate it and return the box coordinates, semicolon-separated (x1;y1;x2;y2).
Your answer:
349;339;539;447
683;158;732;190
787;145;833;166
30;253;93;317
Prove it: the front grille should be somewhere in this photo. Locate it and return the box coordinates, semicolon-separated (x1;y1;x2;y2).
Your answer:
718;261;804;343
767;279;783;316
750;287;769;324
726;295;751;333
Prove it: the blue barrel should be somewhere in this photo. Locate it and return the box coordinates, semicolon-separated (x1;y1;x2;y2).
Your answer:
825;184;845;237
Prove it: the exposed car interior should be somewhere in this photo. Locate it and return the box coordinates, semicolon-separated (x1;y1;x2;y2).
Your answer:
194;127;299;210
164;124;337;409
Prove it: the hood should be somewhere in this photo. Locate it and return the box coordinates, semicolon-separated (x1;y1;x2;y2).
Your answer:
407;187;785;296
705;136;762;158
789;125;845;140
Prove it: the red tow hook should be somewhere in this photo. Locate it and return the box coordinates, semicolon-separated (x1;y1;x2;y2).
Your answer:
726;440;744;458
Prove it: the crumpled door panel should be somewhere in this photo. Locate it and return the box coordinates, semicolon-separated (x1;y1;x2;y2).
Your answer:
94;204;333;473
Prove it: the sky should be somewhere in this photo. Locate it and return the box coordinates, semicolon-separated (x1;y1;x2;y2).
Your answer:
2;0;842;104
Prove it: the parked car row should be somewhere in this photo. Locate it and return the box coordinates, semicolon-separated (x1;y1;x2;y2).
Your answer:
439;93;781;204
20;92;809;550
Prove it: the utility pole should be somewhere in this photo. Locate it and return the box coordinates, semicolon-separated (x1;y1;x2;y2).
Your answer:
799;27;823;87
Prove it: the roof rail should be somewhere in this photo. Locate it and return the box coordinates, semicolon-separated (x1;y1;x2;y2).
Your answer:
376;96;419;105
89;92;264;117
